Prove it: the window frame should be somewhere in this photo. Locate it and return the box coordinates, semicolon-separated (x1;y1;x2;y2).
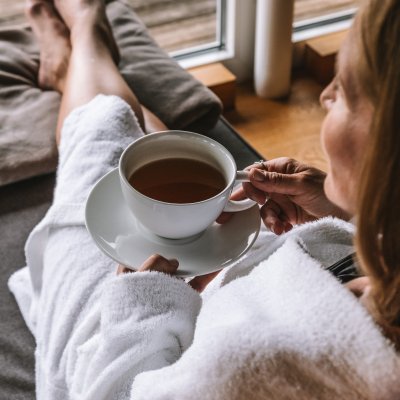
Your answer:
177;0;256;82
171;0;226;60
293;8;356;42
174;1;356;81
176;0;236;70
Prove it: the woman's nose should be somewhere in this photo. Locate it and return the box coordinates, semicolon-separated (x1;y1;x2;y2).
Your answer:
320;82;333;111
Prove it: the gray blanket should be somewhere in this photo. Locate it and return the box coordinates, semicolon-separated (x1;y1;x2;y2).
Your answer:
0;0;222;186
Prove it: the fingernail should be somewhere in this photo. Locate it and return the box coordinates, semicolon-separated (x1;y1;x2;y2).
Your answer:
252;169;266;182
272;224;283;235
170;259;179;267
285;223;293;232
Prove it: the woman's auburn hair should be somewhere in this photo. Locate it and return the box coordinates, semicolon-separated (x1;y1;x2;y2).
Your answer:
356;0;400;347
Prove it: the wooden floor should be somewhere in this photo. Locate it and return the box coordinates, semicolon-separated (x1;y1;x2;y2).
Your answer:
225;72;328;172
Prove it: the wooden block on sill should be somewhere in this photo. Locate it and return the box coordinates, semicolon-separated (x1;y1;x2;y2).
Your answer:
188;63;237;111
305;30;347;85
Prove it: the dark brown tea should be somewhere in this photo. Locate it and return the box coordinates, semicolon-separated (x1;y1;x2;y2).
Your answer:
128;158;226;203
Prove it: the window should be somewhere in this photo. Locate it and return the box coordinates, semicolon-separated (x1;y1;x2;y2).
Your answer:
130;0;359;62
0;0;226;58
132;0;226;58
0;0;359;82
294;0;358;23
293;0;358;41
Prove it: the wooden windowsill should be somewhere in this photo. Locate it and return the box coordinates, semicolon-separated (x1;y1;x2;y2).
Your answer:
303;30;347;84
188;63;236;111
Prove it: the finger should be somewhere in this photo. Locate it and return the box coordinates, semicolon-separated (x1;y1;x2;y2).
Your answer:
260;200;284;234
260;199;291;235
242;181;267;205
216;212;234;225
116;264;135;275
216;187;247;224
244;161;263;171
245;158;299;173
138;254;179;275
264;157;300;172
188;270;221;293
269;193;298;223
230;187;248;201
249;168;303;196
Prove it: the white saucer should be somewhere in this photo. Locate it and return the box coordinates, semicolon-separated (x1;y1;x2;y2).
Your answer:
85;168;260;277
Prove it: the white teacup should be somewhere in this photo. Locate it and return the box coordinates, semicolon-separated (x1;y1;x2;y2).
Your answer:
119;130;255;239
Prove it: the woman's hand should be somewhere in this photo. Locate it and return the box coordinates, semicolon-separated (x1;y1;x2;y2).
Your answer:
241;158;350;234
117;254;179;275
117;255;220;293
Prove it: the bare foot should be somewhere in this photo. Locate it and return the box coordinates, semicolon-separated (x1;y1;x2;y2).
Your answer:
26;0;71;92
54;0;119;64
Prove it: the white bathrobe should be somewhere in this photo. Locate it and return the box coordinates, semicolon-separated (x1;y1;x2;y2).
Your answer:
8;96;400;399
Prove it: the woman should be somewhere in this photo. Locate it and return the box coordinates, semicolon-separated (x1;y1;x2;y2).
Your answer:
8;0;400;398
240;0;400;347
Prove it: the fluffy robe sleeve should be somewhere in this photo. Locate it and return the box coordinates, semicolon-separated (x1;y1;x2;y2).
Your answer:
69;272;201;400
130;239;400;400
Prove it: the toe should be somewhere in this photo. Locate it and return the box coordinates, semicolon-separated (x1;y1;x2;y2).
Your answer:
25;0;60;21
25;0;48;18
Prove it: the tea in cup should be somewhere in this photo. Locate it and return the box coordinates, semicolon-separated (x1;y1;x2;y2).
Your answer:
119;130;254;239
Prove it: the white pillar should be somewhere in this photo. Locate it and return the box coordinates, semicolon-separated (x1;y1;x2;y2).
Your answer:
254;0;294;98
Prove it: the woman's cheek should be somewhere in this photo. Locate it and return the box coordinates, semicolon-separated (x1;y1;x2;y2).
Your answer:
320;105;354;211
323;171;345;210
321;113;340;167
321;99;348;157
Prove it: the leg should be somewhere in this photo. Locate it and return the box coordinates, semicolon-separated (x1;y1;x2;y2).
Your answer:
25;0;71;92
21;5;169;394
56;1;145;143
27;0;145;143
27;0;167;141
142;106;168;133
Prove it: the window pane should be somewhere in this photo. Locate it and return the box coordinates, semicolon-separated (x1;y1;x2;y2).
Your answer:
129;0;218;53
294;0;358;22
0;0;220;55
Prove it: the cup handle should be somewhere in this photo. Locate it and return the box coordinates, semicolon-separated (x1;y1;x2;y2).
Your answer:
222;170;257;213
